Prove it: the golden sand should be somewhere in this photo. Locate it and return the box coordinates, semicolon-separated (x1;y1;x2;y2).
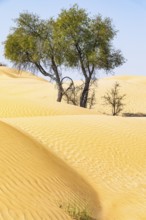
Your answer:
0;67;146;219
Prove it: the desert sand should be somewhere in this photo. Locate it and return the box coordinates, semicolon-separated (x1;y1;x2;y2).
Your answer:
0;66;146;220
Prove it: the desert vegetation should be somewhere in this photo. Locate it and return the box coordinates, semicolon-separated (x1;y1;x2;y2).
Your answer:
102;82;126;115
122;112;146;117
0;62;7;66
0;0;145;219
4;4;124;108
60;203;95;220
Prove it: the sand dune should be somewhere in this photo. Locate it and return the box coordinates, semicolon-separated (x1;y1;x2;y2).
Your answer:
0;67;96;117
0;120;100;219
0;67;145;219
4;115;146;220
95;75;146;115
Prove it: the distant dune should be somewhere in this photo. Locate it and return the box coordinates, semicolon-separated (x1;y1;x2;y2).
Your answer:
0;66;146;220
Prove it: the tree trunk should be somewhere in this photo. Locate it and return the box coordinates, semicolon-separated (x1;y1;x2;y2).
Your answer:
57;83;63;102
51;56;64;103
80;78;90;108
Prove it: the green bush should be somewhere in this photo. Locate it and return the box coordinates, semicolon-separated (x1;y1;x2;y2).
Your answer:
59;203;96;220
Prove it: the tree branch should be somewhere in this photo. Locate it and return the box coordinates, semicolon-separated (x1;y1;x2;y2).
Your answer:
35;62;56;80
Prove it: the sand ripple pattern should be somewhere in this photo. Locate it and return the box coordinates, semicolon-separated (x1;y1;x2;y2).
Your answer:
0;67;146;219
0;120;100;219
4;115;146;220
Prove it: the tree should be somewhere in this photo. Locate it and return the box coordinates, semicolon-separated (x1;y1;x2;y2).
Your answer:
102;82;126;116
55;4;125;108
62;79;96;109
5;6;125;108
4;12;74;102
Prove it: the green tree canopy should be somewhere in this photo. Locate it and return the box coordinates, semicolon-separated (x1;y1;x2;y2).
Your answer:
5;5;125;107
55;4;125;107
5;12;73;102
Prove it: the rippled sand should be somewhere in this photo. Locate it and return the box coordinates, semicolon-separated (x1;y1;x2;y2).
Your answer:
0;67;146;219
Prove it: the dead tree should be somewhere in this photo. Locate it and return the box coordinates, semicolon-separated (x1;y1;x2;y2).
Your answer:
63;79;97;109
102;82;126;116
61;76;76;105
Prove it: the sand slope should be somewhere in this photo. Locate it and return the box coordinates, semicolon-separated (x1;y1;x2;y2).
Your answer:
4;115;146;220
0;67;146;219
95;75;146;115
0;119;100;219
0;67;96;117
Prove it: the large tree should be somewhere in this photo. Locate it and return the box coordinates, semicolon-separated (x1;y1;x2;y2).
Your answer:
4;12;73;102
55;5;125;107
5;6;125;108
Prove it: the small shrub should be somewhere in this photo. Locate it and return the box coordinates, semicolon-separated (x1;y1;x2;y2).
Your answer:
122;112;146;117
102;82;126;116
59;203;96;220
0;62;7;67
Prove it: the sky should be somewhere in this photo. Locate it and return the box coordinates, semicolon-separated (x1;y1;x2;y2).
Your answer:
0;0;146;78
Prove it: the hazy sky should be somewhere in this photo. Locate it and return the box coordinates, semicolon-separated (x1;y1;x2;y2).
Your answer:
0;0;146;77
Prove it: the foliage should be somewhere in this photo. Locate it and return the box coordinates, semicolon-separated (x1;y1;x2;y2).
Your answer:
102;82;126;116
4;12;71;102
4;5;125;107
59;202;95;220
55;4;125;107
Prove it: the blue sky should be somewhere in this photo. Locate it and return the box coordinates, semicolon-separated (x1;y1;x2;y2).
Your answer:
0;0;146;77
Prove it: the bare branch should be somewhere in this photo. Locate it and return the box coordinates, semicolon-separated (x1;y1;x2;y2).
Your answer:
102;82;126;116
